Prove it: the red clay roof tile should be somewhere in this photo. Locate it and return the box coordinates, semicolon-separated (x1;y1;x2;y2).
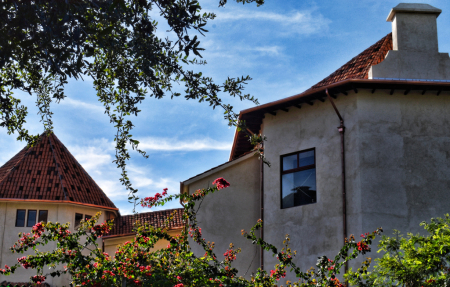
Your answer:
309;33;392;89
107;208;184;236
0;132;117;209
229;33;393;160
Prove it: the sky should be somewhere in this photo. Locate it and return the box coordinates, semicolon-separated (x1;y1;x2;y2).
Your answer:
1;0;449;215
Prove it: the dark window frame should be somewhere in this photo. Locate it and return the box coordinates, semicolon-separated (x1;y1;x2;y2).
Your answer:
15;209;26;227
27;210;37;227
75;213;83;227
38;210;48;223
280;148;317;209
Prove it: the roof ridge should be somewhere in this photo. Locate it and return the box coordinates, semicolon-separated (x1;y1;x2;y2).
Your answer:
48;134;68;201
229;33;394;160
309;33;392;90
49;134;116;208
107;207;185;236
0;132;117;209
120;207;184;218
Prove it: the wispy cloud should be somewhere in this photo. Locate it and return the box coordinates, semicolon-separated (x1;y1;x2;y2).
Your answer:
65;138;193;203
253;46;282;55
59;98;104;113
214;9;330;35
137;137;231;151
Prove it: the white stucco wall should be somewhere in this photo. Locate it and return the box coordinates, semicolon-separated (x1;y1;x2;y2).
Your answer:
356;89;450;235
261;93;361;279
0;201;110;286
184;155;261;279
261;88;450;282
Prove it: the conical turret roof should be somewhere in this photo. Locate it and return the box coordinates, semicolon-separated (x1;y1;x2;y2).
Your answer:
0;132;117;210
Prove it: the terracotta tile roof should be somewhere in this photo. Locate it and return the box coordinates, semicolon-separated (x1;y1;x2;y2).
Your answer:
107;208;184;236
229;33;393;160
0;281;50;287
0;132;117;209
309;33;392;89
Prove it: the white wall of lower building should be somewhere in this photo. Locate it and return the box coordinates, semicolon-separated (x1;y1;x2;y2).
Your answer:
0;201;110;286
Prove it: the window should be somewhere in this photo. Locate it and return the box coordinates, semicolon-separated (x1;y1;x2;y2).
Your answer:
281;149;316;209
15;210;26;227
38;210;48;223
27;210;37;227
75;213;83;227
16;209;48;227
75;213;92;227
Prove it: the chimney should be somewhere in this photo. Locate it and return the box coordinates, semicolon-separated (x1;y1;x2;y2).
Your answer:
388;3;441;53
369;3;450;80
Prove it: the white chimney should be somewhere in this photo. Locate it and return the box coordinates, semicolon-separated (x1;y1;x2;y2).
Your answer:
369;3;450;80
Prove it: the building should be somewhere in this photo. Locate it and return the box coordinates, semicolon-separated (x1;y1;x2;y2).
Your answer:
103;208;184;255
0;132;183;286
181;3;450;279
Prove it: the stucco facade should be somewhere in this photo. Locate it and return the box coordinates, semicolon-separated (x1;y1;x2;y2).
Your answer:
261;88;450;274
183;154;261;278
182;2;450;282
0;201;111;286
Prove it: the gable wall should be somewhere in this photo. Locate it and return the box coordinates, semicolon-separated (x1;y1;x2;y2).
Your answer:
185;155;261;279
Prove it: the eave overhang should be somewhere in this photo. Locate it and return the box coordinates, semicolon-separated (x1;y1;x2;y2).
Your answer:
230;79;450;160
102;226;184;239
0;198;119;211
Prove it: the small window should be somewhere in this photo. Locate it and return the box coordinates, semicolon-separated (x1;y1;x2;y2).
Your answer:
75;213;83;227
15;210;26;227
27;210;37;227
281;149;317;209
84;215;92;221
38;210;48;223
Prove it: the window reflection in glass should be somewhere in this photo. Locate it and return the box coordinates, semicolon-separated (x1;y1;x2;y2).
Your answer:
299;150;315;167
16;210;26;227
27;210;37;227
282;169;316;208
282;154;297;171
281;149;316;209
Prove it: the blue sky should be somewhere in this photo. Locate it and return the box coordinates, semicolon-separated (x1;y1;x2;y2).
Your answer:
1;0;449;215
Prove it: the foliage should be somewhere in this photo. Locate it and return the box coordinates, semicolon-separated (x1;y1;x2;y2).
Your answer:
0;0;266;210
2;178;382;287
347;214;450;287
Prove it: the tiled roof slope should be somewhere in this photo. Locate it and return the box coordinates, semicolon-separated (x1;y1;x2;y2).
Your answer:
0;132;117;209
108;208;184;236
310;33;392;89
229;33;393;160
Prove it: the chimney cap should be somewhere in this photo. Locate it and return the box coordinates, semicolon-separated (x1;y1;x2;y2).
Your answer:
387;3;441;22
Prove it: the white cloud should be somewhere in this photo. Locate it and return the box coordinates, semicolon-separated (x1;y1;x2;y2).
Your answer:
137;137;231;151
67;139;114;173
59;97;104;114
95;179;125;198
253;46;282;55
214;9;331;35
